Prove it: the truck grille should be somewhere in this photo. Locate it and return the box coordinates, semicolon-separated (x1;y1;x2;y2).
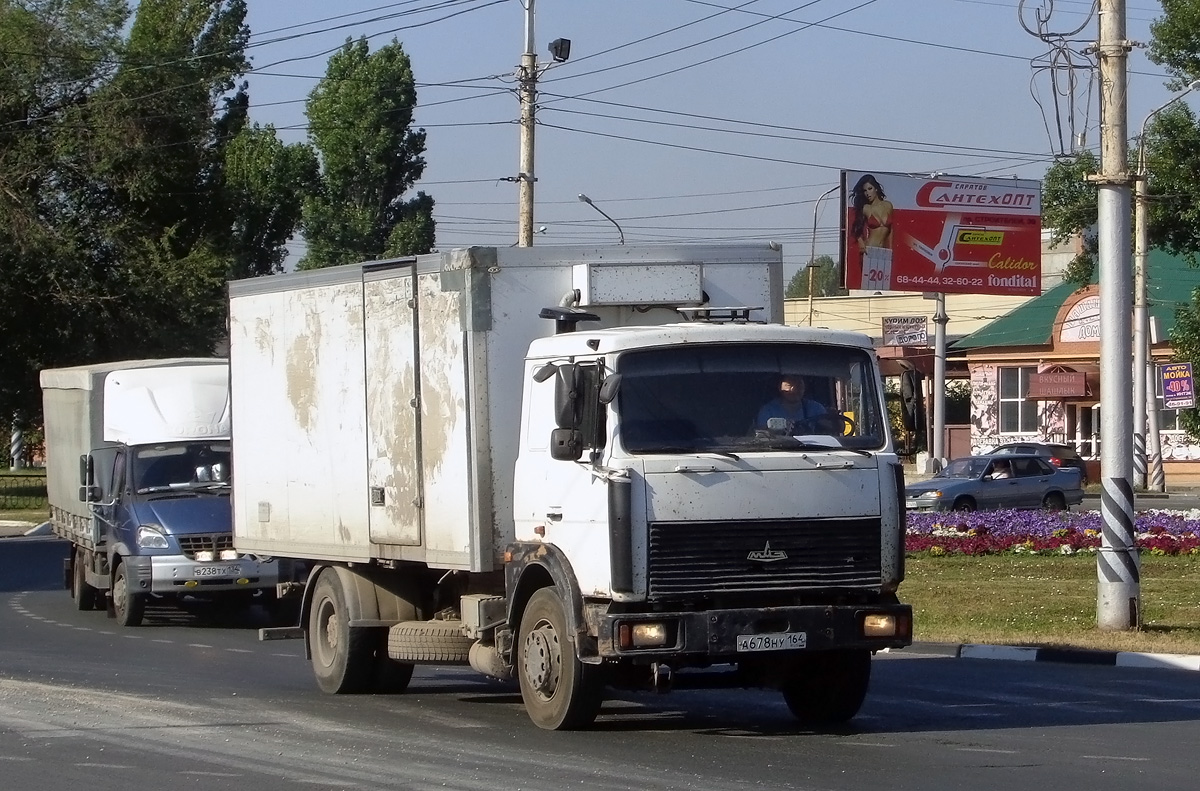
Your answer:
647;518;882;600
177;534;235;560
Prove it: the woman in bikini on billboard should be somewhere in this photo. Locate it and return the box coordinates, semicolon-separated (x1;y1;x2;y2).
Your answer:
850;174;895;290
851;174;894;250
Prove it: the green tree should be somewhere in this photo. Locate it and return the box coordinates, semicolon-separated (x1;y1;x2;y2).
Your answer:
785;255;845;298
0;0;313;427
1041;152;1099;286
222;124;319;278
299;38;435;270
1145;1;1200;437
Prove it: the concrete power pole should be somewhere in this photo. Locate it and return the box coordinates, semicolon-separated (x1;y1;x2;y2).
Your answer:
516;1;537;247
1093;0;1139;631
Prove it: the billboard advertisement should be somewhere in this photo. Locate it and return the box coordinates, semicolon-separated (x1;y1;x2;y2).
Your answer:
842;171;1042;296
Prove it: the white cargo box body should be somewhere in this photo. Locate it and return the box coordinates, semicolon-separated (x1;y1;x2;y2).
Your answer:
228;244;783;572
40;358;229;524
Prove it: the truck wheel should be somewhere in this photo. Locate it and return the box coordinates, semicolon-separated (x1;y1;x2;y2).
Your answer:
516;588;604;730
72;549;99;612
309;571;375;694
373;643;416;694
112;562;145;627
780;650;871;726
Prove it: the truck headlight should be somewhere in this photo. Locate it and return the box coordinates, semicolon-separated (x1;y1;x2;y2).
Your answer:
219;549;239;561
862;613;898;638
617;621;675;649
136;525;169;549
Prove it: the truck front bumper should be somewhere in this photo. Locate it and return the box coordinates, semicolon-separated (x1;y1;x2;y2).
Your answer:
123;554;281;595
595;602;913;660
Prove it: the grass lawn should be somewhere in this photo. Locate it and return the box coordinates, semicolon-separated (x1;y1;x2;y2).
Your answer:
905;553;1200;655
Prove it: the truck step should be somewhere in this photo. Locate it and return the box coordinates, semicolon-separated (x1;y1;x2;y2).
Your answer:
388;620;474;664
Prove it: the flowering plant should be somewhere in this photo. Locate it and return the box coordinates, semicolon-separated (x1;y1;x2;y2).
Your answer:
906;508;1200;556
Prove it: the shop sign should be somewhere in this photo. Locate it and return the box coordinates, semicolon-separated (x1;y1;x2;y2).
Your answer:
1027;371;1087;398
1159;362;1196;409
881;316;928;346
1059;295;1100;343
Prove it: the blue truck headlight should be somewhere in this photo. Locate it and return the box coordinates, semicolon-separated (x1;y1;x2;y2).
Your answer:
136;525;169;549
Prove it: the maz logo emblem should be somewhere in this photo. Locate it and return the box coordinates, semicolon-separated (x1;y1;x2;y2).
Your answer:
747;541;787;563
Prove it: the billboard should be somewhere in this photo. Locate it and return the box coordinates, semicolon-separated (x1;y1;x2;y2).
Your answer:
842;171;1042;296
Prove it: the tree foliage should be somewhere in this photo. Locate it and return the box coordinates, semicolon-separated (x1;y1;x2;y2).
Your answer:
0;0;313;427
1041;152;1099;286
299;38;435;270
785;255;845;298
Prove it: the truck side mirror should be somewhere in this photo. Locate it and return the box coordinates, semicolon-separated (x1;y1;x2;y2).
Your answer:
78;453;92;487
549;428;583;461
553;364;580;429
78;485;102;503
598;373;621;405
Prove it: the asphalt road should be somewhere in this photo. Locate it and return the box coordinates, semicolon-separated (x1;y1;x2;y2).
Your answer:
4;535;1200;791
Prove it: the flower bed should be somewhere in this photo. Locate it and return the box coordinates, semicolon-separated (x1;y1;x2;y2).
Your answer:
906;508;1200;556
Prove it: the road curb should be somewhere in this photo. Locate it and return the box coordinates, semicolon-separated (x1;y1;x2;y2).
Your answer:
911;641;1200;672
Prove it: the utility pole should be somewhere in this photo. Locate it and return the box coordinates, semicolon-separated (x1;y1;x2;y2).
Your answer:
1092;0;1139;631
1135;82;1198;492
930;294;947;471
516;1;537;247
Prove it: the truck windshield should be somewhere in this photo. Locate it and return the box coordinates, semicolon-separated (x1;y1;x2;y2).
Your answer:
615;343;887;454
132;442;232;493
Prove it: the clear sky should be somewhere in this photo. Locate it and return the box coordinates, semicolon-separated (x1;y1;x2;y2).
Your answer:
239;0;1171;280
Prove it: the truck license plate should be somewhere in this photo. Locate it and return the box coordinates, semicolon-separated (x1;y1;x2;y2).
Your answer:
736;631;807;652
194;564;240;578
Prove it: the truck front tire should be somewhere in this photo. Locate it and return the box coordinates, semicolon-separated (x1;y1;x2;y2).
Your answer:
72;549;100;611
309;570;376;694
112;562;146;627
780;649;871;725
516;587;604;730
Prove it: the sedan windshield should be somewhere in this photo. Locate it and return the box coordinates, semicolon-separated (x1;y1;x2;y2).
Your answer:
615;342;887;454
936;458;989;479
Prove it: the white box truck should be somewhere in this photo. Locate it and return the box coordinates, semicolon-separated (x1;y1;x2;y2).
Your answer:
40;359;283;625
229;244;912;730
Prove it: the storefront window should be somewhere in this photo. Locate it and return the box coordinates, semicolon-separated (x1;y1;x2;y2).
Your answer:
999;366;1038;433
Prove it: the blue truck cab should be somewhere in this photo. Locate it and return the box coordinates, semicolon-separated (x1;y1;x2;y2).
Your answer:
41;360;282;626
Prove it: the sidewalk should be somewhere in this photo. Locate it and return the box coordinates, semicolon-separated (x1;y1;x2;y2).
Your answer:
897;641;1200;672
0;520;48;538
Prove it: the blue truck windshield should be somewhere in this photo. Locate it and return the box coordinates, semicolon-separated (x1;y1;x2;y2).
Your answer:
132;442;232;493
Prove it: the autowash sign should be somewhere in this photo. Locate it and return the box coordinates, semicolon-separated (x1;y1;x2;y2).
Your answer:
842;171;1042;296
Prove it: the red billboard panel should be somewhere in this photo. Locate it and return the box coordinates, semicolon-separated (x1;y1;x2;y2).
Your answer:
842;171;1042;296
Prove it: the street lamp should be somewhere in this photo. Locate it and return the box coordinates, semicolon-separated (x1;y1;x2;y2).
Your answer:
578;193;625;244
1134;79;1200;491
808;184;840;326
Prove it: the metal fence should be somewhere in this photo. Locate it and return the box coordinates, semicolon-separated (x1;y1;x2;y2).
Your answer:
0;472;48;510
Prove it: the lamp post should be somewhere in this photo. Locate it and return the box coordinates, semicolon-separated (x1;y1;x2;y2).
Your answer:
578;193;624;244
1134;80;1200;491
808;185;840;326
